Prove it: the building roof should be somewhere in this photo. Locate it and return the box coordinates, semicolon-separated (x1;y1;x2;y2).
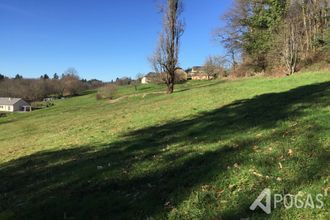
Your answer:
0;97;23;105
192;66;203;70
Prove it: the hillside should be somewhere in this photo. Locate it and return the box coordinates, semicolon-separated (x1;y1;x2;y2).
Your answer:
0;72;330;219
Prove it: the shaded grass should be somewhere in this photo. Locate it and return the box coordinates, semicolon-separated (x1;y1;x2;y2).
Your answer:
0;72;329;219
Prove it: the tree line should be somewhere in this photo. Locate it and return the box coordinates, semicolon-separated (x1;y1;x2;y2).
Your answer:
216;0;330;75
0;68;104;101
149;0;329;94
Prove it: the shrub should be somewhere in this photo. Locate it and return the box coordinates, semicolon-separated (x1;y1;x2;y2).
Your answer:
230;63;256;78
174;69;188;83
95;93;102;100
97;84;118;100
31;101;54;110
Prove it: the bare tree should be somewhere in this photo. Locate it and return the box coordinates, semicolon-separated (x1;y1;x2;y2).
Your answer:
61;68;84;96
280;1;302;75
213;0;250;69
63;67;79;77
204;56;227;79
150;0;184;94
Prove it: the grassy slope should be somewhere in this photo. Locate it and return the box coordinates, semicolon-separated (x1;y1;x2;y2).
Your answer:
0;72;329;219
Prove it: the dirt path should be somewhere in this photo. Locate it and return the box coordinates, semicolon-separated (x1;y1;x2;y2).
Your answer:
109;91;166;103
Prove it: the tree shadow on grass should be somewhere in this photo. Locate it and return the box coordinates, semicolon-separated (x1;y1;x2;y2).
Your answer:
0;82;329;219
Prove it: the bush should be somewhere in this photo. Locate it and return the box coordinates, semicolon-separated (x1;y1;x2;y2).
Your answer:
31;101;54;110
95;93;102;100
174;69;188;83
97;84;118;100
230;63;256;78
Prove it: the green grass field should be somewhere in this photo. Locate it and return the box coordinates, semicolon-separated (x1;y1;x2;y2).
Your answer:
0;72;329;219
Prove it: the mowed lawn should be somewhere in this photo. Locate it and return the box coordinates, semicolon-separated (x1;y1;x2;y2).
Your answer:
0;72;329;219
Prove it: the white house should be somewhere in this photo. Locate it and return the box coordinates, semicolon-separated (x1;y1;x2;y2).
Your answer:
141;76;150;84
0;97;31;112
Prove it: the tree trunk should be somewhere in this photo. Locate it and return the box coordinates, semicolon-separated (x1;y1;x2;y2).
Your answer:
167;75;175;94
302;2;310;56
167;83;174;94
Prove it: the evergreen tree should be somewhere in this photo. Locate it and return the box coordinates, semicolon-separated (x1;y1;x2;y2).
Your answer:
53;73;59;79
242;0;286;70
14;74;23;79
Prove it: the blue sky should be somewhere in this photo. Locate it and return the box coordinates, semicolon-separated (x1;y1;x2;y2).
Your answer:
0;0;233;81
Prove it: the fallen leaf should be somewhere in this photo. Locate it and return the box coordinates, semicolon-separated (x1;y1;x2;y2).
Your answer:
253;171;263;177
278;162;283;169
256;133;263;138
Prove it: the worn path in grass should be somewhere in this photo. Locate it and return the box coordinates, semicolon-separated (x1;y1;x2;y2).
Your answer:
109;91;166;103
